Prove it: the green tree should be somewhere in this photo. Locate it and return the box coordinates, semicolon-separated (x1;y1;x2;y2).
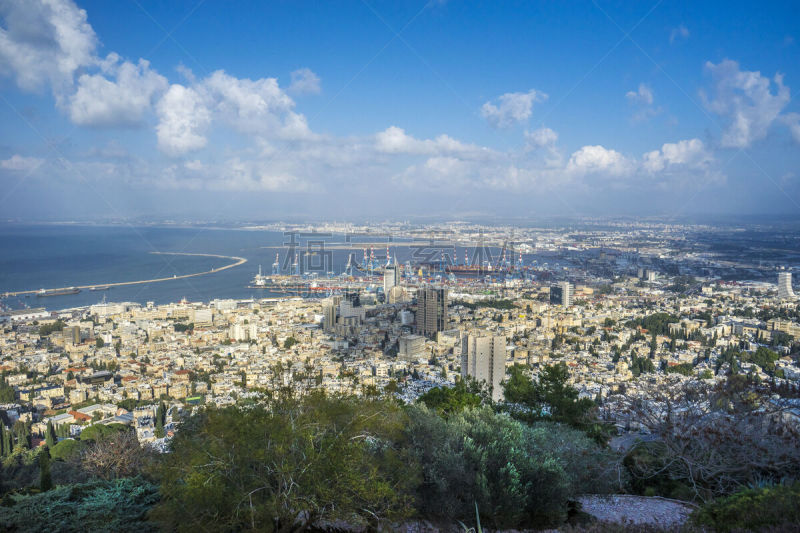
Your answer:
49;438;87;461
155;401;166;439
0;375;15;403
417;378;487;415
503;363;610;443
79;422;128;443
13;420;31;449
0;423;7;457
3;425;13;456
406;405;571;529
95;337;105;348
691;482;800;532
0;478;159;532
283;336;298;349
151;393;416;532
45;420;57;448
38;320;66;337
39;446;52;491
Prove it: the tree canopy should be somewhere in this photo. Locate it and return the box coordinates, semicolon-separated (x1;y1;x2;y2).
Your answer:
151;393;416;532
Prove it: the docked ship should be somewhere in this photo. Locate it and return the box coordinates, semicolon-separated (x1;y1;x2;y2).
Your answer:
37;287;80;297
89;286;110;291
445;264;498;275
246;265;270;289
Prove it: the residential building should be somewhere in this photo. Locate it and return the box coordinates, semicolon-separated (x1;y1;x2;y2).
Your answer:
461;332;506;402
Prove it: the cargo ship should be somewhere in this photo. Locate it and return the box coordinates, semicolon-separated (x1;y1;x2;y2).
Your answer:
36;287;80;297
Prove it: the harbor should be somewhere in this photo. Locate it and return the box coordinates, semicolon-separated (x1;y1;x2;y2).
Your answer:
1;252;247;299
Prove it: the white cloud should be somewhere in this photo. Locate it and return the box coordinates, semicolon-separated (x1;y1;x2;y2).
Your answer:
375;126;482;156
670;24;689;44
641;138;723;186
160;155;311;192
85;140;129;159
279;111;317;141
626;83;662;122
481;89;547;128
0;1;738;203
0;0;97;93
626;83;654;105
156;84;211;156
0;154;43;171
566;145;632;177
68;55;168;126
289;67;321;94
155;69;321;155
524;127;558;148
203;70;294;132
524;127;562;167
642;138;712;173
702;59;790;148
781;113;800;144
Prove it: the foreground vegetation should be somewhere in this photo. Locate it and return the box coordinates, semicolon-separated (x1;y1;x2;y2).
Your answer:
1;367;798;531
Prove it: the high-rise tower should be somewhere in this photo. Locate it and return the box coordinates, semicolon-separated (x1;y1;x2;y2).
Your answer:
461;332;506;402
778;271;796;300
417;287;449;338
383;261;399;295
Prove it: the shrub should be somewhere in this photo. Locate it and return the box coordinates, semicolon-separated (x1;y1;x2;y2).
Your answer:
150;393;416;532
623;441;696;501
81;431;155;480
527;421;626;494
50;439;87;461
406;405;572;529
0;477;159;532
691;482;800;532
78;423;129;443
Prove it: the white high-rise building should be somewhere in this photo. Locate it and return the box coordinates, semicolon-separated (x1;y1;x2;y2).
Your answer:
383;263;399;295
461;332;506;402
778;271;796;300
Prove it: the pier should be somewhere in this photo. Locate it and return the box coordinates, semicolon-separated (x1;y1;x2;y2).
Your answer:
1;252;248;298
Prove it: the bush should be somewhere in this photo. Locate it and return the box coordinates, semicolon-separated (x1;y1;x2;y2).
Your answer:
623;441;695;501
78;423;129;443
0;477;159;532
691;482;800;532
80;431;154;480
527;421;626;494
406;405;572;529
150;393;416;532
416;378;486;414
50;439;87;461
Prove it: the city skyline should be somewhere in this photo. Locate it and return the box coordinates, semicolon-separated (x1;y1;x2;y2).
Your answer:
1;0;799;221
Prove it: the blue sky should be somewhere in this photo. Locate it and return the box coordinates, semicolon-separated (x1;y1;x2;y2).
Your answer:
0;0;799;221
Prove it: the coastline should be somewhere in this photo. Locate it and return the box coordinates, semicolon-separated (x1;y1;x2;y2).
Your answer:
1;252;247;298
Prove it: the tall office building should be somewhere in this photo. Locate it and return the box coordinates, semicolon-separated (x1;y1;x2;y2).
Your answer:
383;263;399;295
461;332;506;402
322;296;341;333
417;287;449;338
778;271;796;300
550;281;573;307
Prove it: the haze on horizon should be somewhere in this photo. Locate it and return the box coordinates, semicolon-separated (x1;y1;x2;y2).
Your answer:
0;0;799;222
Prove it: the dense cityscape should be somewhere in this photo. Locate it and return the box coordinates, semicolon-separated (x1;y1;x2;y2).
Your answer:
2;0;800;530
1;220;799;530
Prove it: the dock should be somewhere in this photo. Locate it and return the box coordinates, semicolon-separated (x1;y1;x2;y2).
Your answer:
1;252;248;298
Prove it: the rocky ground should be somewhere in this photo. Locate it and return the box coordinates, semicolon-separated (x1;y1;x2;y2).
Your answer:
576;495;696;528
